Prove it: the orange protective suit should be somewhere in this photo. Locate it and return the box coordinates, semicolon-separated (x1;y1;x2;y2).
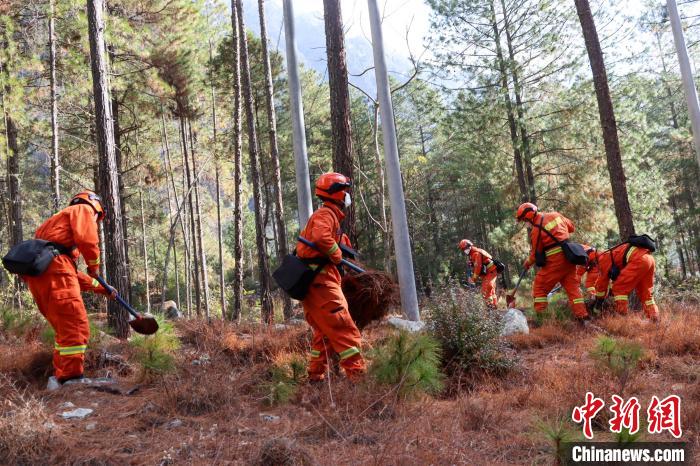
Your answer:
594;245;658;320
467;246;498;308
524;212;587;318
297;202;365;381
23;204;107;381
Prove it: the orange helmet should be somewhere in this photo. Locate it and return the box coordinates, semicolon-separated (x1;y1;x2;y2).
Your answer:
70;190;105;221
315;172;351;202
458;239;473;251
516;202;538;222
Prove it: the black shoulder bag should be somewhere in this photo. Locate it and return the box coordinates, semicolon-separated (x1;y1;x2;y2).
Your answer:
272;237;330;301
2;239;73;276
534;220;588;266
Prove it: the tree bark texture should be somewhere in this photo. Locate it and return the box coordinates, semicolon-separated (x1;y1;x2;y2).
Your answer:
323;0;357;242
48;0;60;211
574;0;635;240
230;0;244;322
87;0;130;338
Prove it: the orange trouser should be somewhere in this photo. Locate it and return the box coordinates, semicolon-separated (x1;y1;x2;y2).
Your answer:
611;253;658;319
480;269;498;308
533;249;587;318
302;275;365;381
25;267;89;381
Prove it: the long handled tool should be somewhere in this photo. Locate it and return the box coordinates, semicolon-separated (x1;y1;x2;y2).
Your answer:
96;276;159;335
297;237;366;273
506;268;529;308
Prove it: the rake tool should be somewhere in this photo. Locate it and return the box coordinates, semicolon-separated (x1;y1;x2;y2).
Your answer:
96;276;159;335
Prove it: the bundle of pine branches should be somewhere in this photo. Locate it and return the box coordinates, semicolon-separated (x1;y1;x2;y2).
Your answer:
342;270;399;330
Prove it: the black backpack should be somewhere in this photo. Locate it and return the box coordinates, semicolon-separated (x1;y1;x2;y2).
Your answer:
2;240;73;276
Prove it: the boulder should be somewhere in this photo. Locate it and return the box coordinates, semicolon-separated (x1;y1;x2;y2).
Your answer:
60;408;93;420
386;316;425;333
162;300;182;319
500;308;529;336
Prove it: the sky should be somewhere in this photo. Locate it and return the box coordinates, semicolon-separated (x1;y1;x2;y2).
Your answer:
231;0;700;94
240;0;433;94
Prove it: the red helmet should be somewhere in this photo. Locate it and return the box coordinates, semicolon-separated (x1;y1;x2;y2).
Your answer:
315;172;351;202
458;239;473;251
70;190;105;221
516;202;538;222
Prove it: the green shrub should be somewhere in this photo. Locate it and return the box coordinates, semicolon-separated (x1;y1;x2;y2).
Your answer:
130;316;180;379
427;288;516;375
261;354;306;406
370;331;443;399
0;307;40;338
590;336;645;394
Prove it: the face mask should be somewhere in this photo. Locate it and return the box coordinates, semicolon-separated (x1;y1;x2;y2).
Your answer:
344;192;352;208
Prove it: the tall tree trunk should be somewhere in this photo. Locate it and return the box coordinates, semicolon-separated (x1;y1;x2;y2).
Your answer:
209;41;226;319
110;87;131;303
180;115;201;315
87;0;129;337
499;0;535;202
258;0;293;319
139;190;151;314
237;0;274;324
5;113;22;247
574;0;635;240
230;0;244;322
323;0;356;242
162;113;190;316
489;0;527;202
188;119;211;320
48;0;60;211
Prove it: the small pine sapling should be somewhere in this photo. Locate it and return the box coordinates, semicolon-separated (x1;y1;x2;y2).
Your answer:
590;336;645;394
370;331;444;399
130;316;180;380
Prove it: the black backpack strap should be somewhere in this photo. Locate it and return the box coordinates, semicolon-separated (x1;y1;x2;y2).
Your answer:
533;219;564;247
50;243;75;255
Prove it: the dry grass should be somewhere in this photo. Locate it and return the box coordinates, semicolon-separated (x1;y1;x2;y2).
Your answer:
0;374;68;464
0;298;697;464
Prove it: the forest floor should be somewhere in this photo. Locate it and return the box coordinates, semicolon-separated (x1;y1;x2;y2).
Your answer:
1;296;699;465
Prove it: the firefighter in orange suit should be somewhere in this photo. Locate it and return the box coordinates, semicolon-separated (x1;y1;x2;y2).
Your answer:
458;239;498;308
23;191;116;385
297;173;365;381
593;244;659;321
516;203;588;320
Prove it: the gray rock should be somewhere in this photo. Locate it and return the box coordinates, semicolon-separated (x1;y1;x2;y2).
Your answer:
46;376;61;391
500;308;529;336
86;422;97;431
259;413;280;422
386;316;425;333
162;300;182;320
58;401;76;409
60;408;93;420
166;419;183;429
192;354;210;366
